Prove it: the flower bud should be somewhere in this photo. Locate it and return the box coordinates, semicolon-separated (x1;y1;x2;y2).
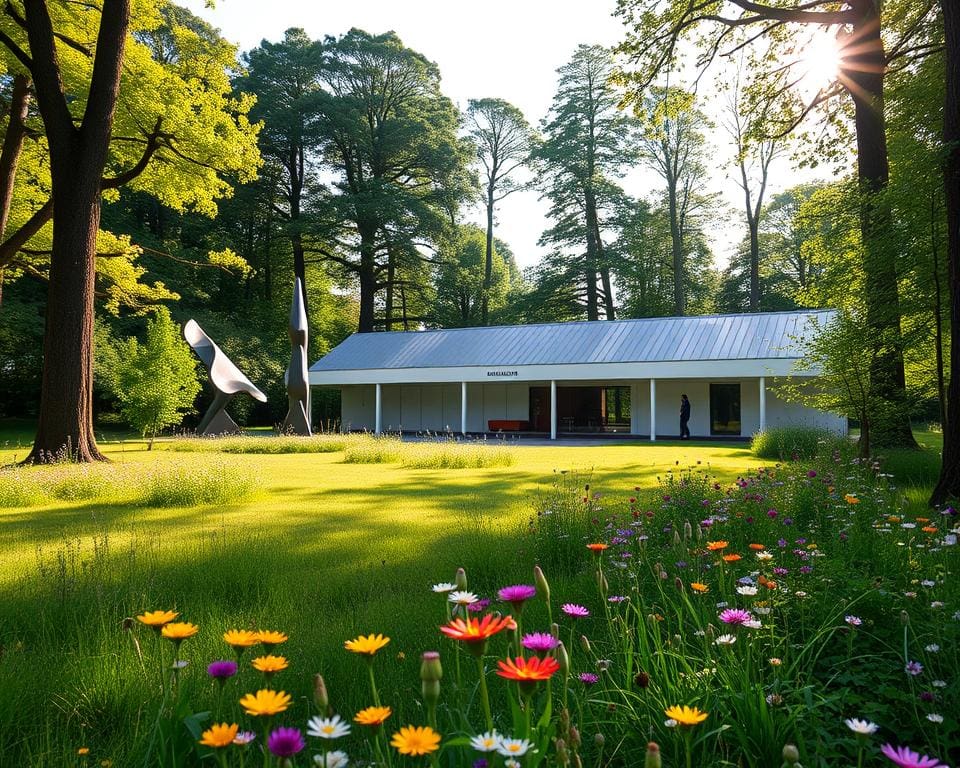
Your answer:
596;569;608;597
559;708;571;731
673;530;681;546
573;753;583;768
782;744;801;766
569;726;581;749
594;733;605;748
455;567;468;591
313;674;329;712
900;610;910;625
580;634;591;654
645;742;661;768
420;651;442;682
675;577;684;592
634;670;650;688
555;738;569;765
534;565;550;602
551;622;560;639
556;641;570;677
684;521;693;540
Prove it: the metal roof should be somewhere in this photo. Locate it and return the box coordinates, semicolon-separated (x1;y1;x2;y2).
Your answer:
310;310;834;372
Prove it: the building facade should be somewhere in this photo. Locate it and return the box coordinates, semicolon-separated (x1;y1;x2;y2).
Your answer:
309;311;846;440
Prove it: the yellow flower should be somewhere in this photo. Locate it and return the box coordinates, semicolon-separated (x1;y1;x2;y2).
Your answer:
224;629;260;651
690;582;709;593
198;723;239;748
345;633;390;656
354;706;392;726
252;655;288;674
239;689;291;717
390;725;441;755
256;630;288;648
77;747;90;756
137;610;178;629
161;622;199;641
845;494;860;504
664;705;709;726
705;541;728;552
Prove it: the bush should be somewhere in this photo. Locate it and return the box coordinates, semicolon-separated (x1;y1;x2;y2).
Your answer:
751;424;840;460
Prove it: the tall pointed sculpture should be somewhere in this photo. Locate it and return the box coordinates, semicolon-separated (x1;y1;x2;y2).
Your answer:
184;320;267;435
282;277;312;435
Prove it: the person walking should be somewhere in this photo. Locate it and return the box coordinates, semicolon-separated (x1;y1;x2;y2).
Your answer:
680;394;691;439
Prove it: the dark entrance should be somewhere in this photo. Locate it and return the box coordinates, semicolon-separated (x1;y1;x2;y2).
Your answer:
710;382;741;435
528;386;631;433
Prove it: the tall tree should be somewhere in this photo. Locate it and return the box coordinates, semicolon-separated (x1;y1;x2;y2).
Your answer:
931;0;960;505
636;87;714;315
466;98;534;325
537;44;638;321
0;2;260;461
311;29;471;332
239;28;323;315
614;0;938;445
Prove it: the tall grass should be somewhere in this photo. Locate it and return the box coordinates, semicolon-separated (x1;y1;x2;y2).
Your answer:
0;460;259;509
166;434;353;454
342;436;515;468
751;425;843;460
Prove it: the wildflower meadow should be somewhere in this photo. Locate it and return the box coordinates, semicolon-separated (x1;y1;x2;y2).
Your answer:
0;432;956;767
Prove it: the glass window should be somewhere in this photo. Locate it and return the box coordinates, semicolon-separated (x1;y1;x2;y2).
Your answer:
710;383;741;435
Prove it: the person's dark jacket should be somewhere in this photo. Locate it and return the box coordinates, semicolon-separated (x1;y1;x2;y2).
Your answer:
680;399;691;421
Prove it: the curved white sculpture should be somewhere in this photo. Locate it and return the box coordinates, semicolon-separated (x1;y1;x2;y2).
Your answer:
184;319;267;435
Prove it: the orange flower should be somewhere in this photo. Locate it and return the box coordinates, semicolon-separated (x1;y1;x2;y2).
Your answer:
256;630;288;648
722;554;742;563
748;543;766;551
496;656;560;689
922;526;938;534
706;541;728;551
198;723;238;749
690;582;709;593
354;705;392;726
915;517;930;523
758;575;777;589
440;614;514;647
586;543;609;552
137;610;178;629
845;494;861;504
251;655;288;674
224;629;259;652
161;622;199;641
239;689;291;716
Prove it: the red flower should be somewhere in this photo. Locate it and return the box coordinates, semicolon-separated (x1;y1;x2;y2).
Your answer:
496;655;560;682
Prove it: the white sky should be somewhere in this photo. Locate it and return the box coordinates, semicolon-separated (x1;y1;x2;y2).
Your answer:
183;0;834;271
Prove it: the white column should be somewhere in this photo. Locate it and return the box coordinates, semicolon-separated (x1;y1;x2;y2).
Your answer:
759;376;767;433
550;380;557;440
374;383;382;436
649;378;657;442
461;381;468;436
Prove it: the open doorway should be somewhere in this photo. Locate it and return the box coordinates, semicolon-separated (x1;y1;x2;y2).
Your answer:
529;385;631;433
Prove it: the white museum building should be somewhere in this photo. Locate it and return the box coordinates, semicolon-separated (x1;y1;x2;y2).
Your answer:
308;309;847;440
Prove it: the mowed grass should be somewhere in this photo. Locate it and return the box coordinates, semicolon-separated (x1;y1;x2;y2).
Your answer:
0;428;942;765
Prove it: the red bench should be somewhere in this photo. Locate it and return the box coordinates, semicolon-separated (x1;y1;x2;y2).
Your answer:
488;419;530;431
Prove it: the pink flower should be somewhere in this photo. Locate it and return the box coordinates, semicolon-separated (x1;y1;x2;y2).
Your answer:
719;608;753;626
561;603;590;618
498;585;537;610
880;744;949;768
521;632;558;654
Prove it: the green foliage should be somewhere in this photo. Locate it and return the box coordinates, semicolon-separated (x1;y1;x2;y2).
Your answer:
751;425;842;460
166;434;351;454
113;308;200;446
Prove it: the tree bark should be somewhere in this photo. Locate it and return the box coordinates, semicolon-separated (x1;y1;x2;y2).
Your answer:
584;185;601;321
843;0;916;448
482;180;495;325
931;0;960;504
288;141;308;319
357;221;377;332
23;0;132;463
667;180;685;315
0;74;31;243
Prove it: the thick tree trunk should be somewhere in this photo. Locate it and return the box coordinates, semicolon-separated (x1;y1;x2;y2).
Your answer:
385;244;396;331
24;0;131;462
584;186;601;321
482;183;494;325
748;219;760;311
667;182;685;315
932;195;947;432
931;0;960;505
845;0;916;449
0;74;31;242
594;218;616;320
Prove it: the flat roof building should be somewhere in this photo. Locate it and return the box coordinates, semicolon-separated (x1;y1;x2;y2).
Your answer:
309;310;845;440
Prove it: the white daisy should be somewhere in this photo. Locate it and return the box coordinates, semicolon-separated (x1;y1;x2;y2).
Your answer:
314;751;349;768
844;718;879;735
307;715;351;740
927;713;944;724
736;585;759;596
469;731;500;753
448;590;479;606
714;634;737;646
432;582;456;593
496;738;532;757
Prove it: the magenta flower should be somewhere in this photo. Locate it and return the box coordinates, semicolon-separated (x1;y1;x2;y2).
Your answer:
522;632;559;654
880;744;949;768
467;598;491;613
844;616;862;627
268;727;305;757
561;603;590;618
905;660;923;676
579;672;599;685
498;584;538;610
207;660;238;681
719;608;753;626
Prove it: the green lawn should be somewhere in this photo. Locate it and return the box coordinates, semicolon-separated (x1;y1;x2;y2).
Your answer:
0;428;945;766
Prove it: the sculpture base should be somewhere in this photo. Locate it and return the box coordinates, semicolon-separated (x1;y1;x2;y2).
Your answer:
200;410;242;436
281;400;312;436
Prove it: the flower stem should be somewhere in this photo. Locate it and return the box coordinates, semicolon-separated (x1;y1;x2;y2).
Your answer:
476;655;493;732
367;660;381;707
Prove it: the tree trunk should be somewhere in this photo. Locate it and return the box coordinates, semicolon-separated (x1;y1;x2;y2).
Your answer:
844;0;916;449
24;0;131;463
931;0;960;504
594;218;615;320
385;244;396;331
748;219;760;311
0;74;31;243
667;181;685;315
584;186;601;321
932;194;947;432
357;223;377;333
289;142;308;318
482;182;494;325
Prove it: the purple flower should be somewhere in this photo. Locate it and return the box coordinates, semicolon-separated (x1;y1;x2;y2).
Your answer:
579;672;599;685
675;561;688;569
905;660;923;676
268;727;305;757
521;632;559;653
773;567;789;576
207;660;238;681
608;595;628;603
919;691;935;703
473;760;489;768
562;603;590;618
767;509;779;519
844;615;862;627
807;470;817;478
498;584;537;608
799;566;813;575
233;731;256;746
880;744;949;768
782;518;794;526
719;608;753;626
777;538;788;548
467;598;491;613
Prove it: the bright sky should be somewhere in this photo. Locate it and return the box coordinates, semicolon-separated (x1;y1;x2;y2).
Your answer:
182;0;830;272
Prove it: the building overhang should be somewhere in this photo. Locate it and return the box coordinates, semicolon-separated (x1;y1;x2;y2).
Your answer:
309;358;814;386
